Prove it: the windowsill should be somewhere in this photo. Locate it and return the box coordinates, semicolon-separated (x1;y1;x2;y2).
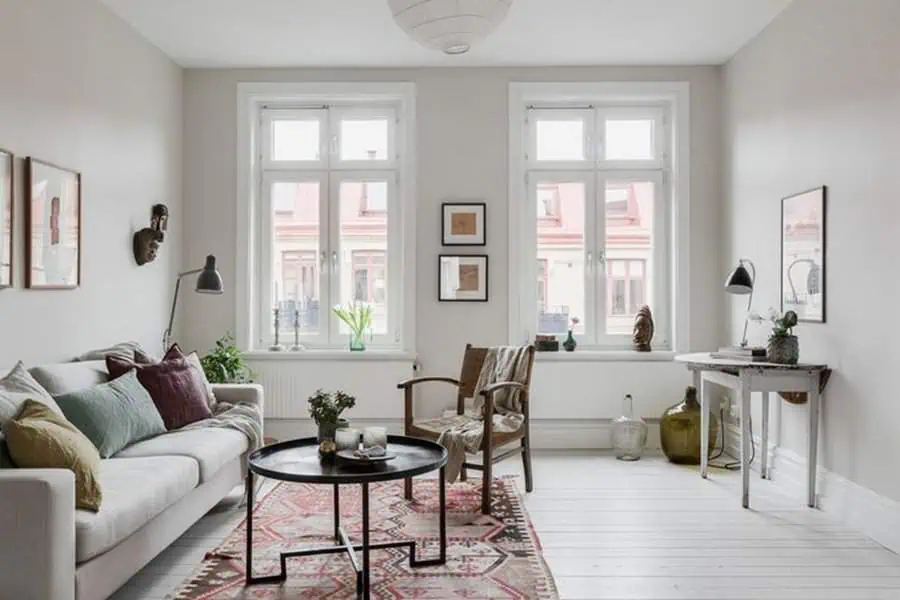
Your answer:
243;349;416;362
535;350;675;362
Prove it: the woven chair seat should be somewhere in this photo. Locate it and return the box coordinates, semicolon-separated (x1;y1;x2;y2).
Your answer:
410;413;525;449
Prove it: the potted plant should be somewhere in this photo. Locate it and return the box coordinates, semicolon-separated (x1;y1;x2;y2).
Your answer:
200;333;255;383
308;389;356;457
332;302;373;351
766;309;799;364
563;316;580;352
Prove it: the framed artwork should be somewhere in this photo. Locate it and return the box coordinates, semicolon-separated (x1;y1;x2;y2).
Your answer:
781;186;826;322
439;254;488;302
0;148;12;288
442;202;486;246
25;158;82;289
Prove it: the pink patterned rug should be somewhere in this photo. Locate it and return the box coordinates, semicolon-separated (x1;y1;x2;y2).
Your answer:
170;477;558;599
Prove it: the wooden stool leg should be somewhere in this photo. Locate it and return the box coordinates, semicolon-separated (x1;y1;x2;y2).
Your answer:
460;465;467;482
481;452;492;515
404;476;413;501
521;437;534;493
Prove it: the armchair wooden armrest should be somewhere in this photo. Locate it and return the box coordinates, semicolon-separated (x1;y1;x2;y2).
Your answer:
479;381;528;397
397;376;461;390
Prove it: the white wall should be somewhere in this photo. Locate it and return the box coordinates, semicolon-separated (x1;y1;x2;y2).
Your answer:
183;68;721;403
724;0;900;502
0;0;183;366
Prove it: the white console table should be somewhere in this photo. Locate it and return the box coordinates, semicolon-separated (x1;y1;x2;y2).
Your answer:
675;353;828;509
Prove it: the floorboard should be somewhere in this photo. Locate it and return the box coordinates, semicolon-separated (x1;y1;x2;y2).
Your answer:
108;452;900;600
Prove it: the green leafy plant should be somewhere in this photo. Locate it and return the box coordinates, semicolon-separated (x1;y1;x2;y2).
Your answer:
307;389;356;425
768;309;799;340
200;333;255;384
332;302;373;341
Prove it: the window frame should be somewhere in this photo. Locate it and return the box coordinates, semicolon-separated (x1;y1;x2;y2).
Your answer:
508;82;690;353
237;83;416;353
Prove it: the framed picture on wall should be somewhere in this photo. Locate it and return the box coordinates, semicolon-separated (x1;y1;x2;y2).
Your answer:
25;158;82;289
442;202;486;246
781;186;826;322
439;254;488;302
0;148;12;288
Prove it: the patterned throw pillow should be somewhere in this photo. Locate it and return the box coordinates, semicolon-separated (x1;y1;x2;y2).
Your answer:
5;399;103;511
106;351;212;431
55;370;166;458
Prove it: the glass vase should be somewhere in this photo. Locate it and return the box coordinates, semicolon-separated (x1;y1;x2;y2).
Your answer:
349;331;366;352
611;394;648;461
660;386;719;464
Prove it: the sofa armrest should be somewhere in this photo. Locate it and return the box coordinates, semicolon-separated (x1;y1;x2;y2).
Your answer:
212;383;264;411
0;469;76;600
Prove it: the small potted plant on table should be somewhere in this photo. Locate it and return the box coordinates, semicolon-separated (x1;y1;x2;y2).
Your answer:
308;389;356;458
766;309;799;364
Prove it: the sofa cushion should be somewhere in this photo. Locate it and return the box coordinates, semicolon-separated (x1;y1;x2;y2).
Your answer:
29;360;109;396
1;361;64;423
75;455;199;563
55;370;166;458
106;354;212;430
114;428;248;482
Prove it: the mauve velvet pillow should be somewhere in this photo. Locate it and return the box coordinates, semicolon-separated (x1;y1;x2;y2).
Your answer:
105;353;212;430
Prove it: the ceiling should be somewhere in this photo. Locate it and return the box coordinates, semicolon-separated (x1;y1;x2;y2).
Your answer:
98;0;793;68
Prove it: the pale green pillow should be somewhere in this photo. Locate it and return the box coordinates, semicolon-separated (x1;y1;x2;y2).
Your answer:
55;370;165;458
6;400;103;511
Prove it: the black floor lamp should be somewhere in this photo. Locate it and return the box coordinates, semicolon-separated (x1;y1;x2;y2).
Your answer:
163;255;223;351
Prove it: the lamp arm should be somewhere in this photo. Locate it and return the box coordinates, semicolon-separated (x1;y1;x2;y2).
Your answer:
740;258;756;348
163;268;202;351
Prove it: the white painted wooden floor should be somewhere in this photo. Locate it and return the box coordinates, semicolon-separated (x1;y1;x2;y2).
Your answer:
110;452;900;600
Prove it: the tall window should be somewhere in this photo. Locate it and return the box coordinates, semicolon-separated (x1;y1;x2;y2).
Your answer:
257;103;403;348
514;98;674;349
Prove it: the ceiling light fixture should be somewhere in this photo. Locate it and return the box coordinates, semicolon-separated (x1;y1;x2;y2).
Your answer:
388;0;513;56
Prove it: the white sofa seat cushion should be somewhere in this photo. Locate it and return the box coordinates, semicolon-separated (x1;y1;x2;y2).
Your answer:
76;456;199;563
115;428;249;482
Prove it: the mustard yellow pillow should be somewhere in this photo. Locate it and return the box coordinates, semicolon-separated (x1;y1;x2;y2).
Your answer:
5;399;103;511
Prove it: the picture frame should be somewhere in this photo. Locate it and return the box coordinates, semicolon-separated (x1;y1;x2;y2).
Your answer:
438;254;489;302
442;201;486;246
25;158;82;289
781;186;826;322
0;148;12;289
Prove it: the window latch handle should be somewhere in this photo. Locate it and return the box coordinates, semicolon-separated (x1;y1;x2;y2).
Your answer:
598;249;607;265
586;251;593;270
331;250;338;271
320;251;327;269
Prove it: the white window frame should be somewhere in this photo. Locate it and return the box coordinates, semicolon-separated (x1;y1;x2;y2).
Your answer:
237;82;416;352
508;82;691;352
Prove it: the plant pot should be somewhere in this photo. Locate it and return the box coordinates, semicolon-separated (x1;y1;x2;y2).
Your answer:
767;335;799;365
317;418;349;458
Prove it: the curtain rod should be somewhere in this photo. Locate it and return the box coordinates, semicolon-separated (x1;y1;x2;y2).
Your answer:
526;104;595;111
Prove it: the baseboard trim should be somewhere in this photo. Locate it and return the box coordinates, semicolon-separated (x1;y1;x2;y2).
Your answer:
724;422;900;555
265;418;661;450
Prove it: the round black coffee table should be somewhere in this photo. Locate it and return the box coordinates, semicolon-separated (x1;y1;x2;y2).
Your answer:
245;435;448;600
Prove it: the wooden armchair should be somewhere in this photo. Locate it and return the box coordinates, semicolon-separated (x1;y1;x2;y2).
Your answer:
397;344;536;514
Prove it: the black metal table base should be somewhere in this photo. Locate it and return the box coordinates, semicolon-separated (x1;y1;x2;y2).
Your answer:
245;468;447;600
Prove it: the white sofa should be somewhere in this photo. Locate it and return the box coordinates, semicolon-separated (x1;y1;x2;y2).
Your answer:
0;360;263;600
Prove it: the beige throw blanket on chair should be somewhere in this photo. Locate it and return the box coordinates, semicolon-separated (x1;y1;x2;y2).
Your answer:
438;346;530;482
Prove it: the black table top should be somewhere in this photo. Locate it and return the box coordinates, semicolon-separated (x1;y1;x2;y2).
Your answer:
248;435;448;484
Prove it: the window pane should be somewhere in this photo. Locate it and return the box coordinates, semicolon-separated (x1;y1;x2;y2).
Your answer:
605;119;654;161
536;120;585;161
271;120;320;161
537;181;585;335
605;181;655;334
341;119;389;161
272;181;320;336
340;180;388;334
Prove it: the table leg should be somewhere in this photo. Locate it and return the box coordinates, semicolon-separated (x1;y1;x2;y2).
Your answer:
439;466;447;563
740;372;751;509
761;392;770;480
333;483;340;543
361;482;370;600
245;471;254;585
698;370;709;479
808;375;820;508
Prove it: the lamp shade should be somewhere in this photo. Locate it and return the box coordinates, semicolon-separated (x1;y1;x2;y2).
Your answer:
388;0;513;55
195;255;223;294
724;262;753;295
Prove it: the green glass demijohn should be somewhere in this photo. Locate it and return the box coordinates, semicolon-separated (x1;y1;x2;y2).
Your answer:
660;386;718;465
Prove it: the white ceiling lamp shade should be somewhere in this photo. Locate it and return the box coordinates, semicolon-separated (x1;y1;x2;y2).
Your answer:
388;0;514;55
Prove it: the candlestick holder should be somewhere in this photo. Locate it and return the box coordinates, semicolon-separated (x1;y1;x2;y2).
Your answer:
269;306;284;351
290;308;304;351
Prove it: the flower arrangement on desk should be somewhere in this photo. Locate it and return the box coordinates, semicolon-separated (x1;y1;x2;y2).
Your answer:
763;308;799;364
332;302;373;351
